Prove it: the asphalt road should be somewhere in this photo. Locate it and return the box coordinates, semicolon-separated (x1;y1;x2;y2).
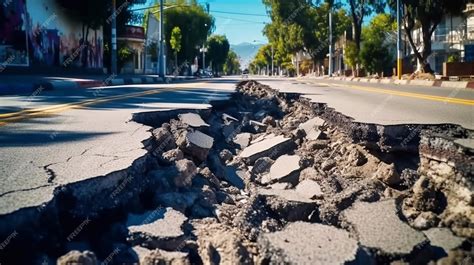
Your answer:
258;77;474;130
0;78;236;215
0;76;473;216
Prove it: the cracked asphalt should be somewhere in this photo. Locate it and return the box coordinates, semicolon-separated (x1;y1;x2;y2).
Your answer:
0;79;236;215
1;76;473;216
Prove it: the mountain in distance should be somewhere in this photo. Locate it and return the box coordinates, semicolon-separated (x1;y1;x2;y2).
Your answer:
231;42;264;70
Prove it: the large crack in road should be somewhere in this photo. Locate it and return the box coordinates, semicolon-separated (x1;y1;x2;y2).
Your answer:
0;80;472;264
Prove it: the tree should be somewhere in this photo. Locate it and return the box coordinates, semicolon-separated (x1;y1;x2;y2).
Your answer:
153;0;214;65
170;27;182;68
399;0;468;73
223;50;241;75
360;14;396;76
344;41;359;74
206;35;230;75
262;0;350;73
347;0;385;51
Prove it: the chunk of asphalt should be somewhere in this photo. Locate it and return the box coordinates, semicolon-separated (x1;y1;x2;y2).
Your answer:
127;207;187;251
259;222;358;265
209;154;245;189
295;179;324;199
298;117;325;140
258;188;318;221
233;133;252;149
263;155;301;185
179;113;209;128
344;199;428;257
177;130;214;162
423;228;465;251
239;135;293;164
132;246;190;265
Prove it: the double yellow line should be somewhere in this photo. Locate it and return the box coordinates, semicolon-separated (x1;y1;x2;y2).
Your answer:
319;82;474;106
0;83;203;126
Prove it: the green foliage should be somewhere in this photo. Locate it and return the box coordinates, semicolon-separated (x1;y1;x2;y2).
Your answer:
170;27;182;66
360;14;395;75
223;50;241;75
152;0;214;64
344;41;359;69
447;53;460;63
399;0;468;72
206;35;230;74
262;0;351;72
360;40;391;75
347;0;386;50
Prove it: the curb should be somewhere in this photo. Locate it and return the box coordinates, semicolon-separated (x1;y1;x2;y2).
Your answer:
318;76;474;89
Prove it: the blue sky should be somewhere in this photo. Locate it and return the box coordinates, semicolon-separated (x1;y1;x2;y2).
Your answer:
135;0;271;45
198;0;270;45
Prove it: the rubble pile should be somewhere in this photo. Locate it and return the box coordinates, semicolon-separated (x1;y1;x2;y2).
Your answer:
6;80;472;264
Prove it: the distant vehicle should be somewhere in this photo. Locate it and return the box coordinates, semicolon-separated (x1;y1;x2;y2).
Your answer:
242;69;249;79
194;69;214;78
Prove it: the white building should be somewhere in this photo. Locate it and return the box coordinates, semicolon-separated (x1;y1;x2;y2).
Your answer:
410;4;474;74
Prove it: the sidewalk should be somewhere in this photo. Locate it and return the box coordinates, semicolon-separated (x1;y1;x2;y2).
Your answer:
0;74;197;95
300;75;474;89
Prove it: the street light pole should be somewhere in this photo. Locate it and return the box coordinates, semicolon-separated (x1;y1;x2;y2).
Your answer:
328;2;333;77
397;0;402;80
111;0;117;75
271;45;274;76
158;0;165;78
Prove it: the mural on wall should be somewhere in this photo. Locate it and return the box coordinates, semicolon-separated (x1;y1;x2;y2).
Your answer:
0;0;103;69
0;0;29;66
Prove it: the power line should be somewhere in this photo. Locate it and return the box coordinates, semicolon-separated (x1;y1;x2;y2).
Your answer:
211;10;269;17
214;15;266;24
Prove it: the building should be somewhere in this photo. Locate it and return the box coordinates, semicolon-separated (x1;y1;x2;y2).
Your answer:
118;25;145;74
0;0;104;72
410;3;474;74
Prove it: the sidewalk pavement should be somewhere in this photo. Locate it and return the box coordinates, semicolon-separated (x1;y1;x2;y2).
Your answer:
300;75;474;89
0;74;197;95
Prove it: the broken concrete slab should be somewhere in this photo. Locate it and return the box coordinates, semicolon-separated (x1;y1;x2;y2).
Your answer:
209;154;245;189
423;228;465;251
258;188;317;221
295;179;324;199
233;133;252;149
173;159;198;188
251;157;274;175
154;192;199;212
127;207;187;251
193;219;253;265
239;135;293;164
373;162;401;186
179;113;209;128
57;250;98;265
259;222;358;265
152;127;177;154
298;117;325;140
263;155;301;185
177;130;214;162
134;246;190;265
344;199;427;257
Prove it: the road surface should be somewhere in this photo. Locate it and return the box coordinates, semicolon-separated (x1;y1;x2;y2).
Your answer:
0;76;473;216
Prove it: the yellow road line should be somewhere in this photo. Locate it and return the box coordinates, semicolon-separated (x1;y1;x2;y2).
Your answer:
319;83;474;106
0;82;206;126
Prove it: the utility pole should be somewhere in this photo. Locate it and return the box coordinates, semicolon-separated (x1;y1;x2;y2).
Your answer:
397;0;402;79
328;2;333;77
111;0;117;75
158;0;165;78
271;45;274;76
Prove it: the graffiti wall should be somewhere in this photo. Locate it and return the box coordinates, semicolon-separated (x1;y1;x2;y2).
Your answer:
0;0;29;66
0;0;103;69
